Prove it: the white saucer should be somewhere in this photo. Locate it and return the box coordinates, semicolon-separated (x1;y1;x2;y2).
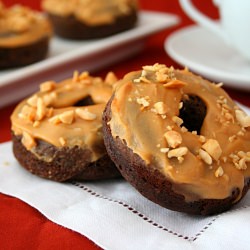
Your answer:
165;25;250;91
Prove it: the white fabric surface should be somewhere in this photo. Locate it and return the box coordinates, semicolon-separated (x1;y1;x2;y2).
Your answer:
0;104;249;250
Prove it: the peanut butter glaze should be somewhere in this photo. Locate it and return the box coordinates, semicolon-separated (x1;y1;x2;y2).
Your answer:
0;2;52;47
108;64;250;202
11;71;117;163
42;0;138;25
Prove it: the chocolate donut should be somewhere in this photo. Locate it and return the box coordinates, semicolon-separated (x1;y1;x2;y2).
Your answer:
102;64;250;215
11;71;121;182
41;0;138;40
0;3;52;69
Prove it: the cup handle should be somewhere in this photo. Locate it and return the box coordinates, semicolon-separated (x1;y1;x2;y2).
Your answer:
179;0;227;40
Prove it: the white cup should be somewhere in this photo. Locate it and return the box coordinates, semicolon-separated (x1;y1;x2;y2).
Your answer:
179;0;250;61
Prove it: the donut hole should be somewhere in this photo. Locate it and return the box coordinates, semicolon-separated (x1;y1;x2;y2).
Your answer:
73;95;94;106
179;95;207;135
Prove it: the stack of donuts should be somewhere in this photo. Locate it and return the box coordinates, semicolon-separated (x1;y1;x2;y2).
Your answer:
11;64;250;215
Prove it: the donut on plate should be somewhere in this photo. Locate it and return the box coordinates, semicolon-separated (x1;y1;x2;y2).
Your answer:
11;71;121;182
0;2;52;69
41;0;138;40
102;63;250;215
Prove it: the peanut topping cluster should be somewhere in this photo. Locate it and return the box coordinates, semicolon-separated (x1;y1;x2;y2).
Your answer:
213;95;250;174
16;70;115;150
0;3;39;34
161;127;226;176
216;96;250;132
19;96;54;124
235;109;250;128
133;64;187;92
136;96;150;109
133;64;175;83
136;65;250;177
72;70;90;84
197;139;224;177
42;0;137;25
229;151;250;170
216;96;234;123
153;102;168;115
161;128;187;164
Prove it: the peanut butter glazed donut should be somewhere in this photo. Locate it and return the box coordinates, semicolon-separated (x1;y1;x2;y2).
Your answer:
103;64;250;215
0;2;52;69
11;71;121;182
41;0;138;39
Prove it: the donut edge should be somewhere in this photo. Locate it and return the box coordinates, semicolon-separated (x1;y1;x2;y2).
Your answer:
102;94;250;215
12;132;120;182
46;10;137;40
0;36;50;69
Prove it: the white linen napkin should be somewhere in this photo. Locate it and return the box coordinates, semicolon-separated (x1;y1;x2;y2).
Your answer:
1;104;250;250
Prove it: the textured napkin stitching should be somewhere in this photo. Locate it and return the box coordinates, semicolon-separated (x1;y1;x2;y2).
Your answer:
72;181;249;242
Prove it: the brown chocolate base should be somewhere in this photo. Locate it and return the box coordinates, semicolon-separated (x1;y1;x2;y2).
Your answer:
47;11;137;40
12;133;120;182
71;154;121;181
102;95;250;215
0;36;49;69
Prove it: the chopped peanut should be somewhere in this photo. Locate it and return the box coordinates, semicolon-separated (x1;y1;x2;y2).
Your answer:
76;108;97;121
40;81;56;92
42;92;57;106
199;149;212;165
18;105;36;122
172;116;183;126
59;137;66;146
163;80;186;89
79;71;89;80
48;115;61;125
33;121;40;128
160;148;169;153
201;139;222;161
21;131;36;150
164;130;182;148
27;95;38;107
168;147;188;158
235;110;250;128
105;72;118;85
154;102;167;115
72;70;79;82
215;166;224;177
136;97;150;108
59;110;74;124
36;98;46;121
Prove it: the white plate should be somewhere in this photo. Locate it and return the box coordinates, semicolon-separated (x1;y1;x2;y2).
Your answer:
165;25;250;91
0;11;179;108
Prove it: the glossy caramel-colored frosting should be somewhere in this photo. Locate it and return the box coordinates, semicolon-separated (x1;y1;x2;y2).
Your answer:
11;71;117;162
42;0;138;25
108;64;250;202
0;2;52;48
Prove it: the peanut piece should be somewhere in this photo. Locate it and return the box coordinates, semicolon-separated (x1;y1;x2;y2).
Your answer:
76;108;97;121
202;139;222;161
164;131;182;148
